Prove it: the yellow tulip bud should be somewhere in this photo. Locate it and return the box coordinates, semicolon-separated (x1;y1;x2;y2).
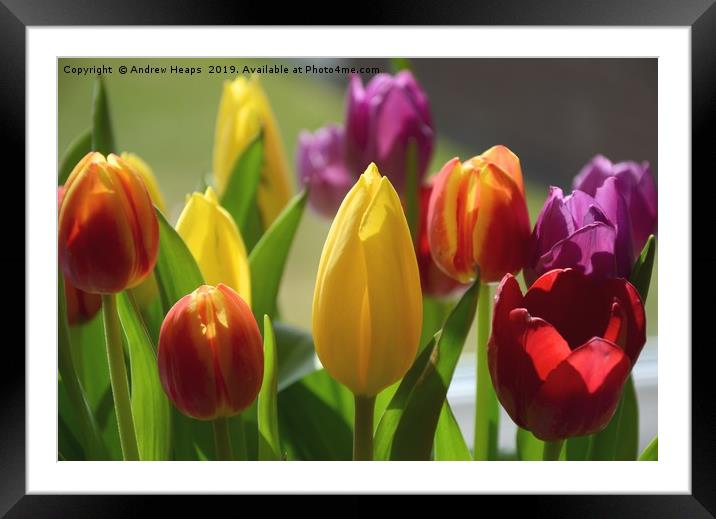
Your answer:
312;164;423;397
175;187;252;306
120;152;167;215
212;75;292;227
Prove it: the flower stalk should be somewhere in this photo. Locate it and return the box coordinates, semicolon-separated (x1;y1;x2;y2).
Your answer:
353;395;376;461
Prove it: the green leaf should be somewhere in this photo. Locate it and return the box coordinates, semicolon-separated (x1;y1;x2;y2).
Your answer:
638;436;658;461
116;292;171;460
58;129;91;184
405;139;419;243
58;410;85;461
420;296;452;350
153;207;204;313
278;369;353;460
220;133;264;250
390;58;413;73
58;275;107;460
273;322;318;391
258;316;280;460
588;375;638;460
91;76;115;155
374;281;480;460
434;401;472;460
248;191;308;327
629;234;656;301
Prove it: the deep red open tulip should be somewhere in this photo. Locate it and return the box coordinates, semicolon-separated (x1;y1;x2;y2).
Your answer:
488;269;646;441
158;284;264;420
58;152;159;294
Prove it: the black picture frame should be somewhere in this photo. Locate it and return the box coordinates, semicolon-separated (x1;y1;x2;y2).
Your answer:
5;0;713;515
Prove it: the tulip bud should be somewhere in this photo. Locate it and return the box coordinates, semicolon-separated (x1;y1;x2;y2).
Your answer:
488;269;646;441
573;155;657;256
119;152;167;215
427;145;531;284
296;125;354;218
158;284;264;420
175;187;252;307
58;152;159;294
212;75;292;227
345;71;434;194
312;164;423;397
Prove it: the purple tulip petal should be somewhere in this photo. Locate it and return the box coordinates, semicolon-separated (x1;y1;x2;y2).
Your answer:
529;222;618;284
573;155;613;194
296;125;355;218
594;177;634;277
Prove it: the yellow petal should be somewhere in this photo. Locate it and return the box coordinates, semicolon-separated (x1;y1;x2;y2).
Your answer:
176;188;252;306
120;152;167;214
312;165;422;396
358;177;422;395
211;75;292;228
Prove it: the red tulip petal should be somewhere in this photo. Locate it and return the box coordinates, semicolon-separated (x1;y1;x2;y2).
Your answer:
601;278;647;364
526;337;631;441
524;268;611;349
510;309;571;381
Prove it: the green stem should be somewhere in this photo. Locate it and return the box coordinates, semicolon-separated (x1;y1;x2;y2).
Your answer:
58;305;106;459
102;293;139;461
543;439;564;461
353;395;376;461
474;282;498;460
213;417;234;461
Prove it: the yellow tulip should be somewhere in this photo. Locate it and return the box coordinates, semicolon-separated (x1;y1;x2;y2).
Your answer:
312;164;423;397
212;75;292;228
120;152;167;214
175;187;252;306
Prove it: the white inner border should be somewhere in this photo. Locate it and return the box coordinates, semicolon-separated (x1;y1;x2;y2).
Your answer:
27;27;691;494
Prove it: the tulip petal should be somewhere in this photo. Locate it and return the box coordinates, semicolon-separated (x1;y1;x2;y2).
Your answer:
524;269;612;349
601;278;647;364
481;145;524;194
526;337;631;440
358;177;422;395
529;222;618;284
594;177;634;277
472;162;531;282
427;158;466;282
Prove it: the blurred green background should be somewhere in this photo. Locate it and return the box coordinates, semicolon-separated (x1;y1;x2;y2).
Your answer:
58;58;657;343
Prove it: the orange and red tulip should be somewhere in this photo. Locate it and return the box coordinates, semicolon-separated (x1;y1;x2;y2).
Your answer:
58;152;159;294
158;284;264;420
426;145;531;284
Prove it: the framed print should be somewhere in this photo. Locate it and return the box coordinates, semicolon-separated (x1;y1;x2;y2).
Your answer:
6;0;714;515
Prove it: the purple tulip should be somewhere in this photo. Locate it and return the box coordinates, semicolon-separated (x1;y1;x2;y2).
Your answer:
344;71;434;194
296;125;354;218
573;155;657;256
525;183;634;285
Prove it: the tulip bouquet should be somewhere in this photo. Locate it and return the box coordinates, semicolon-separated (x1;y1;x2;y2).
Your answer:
57;62;657;463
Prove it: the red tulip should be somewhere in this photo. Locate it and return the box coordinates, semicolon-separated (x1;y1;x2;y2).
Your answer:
158;284;264;420
488;268;646;441
58;152;159;294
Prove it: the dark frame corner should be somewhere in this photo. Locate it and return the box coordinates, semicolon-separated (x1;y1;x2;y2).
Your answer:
6;0;714;516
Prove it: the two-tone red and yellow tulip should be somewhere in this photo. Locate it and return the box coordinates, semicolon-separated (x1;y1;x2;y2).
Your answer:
158;284;264;420
427;145;531;284
58;152;159;294
488;268;646;441
312;164;423;397
212;75;292;227
175;187;252;306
